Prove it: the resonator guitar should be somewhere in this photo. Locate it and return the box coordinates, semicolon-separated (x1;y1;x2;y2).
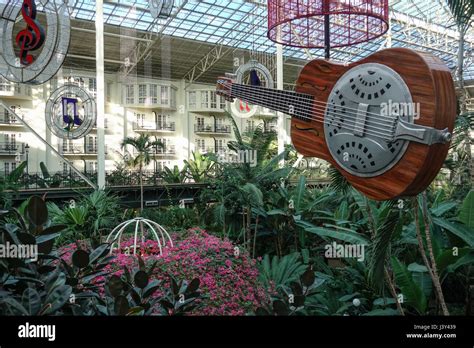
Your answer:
217;48;457;201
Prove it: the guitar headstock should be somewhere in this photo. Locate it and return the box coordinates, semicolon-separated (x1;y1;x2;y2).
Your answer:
216;74;235;102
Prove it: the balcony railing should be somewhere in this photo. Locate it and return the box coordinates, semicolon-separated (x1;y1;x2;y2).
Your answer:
155;145;176;155
0;114;24;126
59;144;108;155
204;147;226;154
133;121;176;132
0;142;24;154
194;124;231;134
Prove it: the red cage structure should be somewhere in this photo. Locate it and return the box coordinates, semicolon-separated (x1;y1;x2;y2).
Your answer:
267;0;389;58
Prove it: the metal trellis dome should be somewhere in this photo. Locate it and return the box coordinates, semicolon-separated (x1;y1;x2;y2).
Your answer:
267;0;389;49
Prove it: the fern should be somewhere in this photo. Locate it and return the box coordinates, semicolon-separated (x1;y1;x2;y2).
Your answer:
391;257;427;314
258;253;307;289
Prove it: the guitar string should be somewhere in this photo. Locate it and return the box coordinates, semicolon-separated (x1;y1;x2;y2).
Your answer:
228;86;398;140
231;90;395;140
224;81;411;123
228;82;409;123
230;84;397;135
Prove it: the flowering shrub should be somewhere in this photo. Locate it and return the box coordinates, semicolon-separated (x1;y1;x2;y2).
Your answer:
58;228;268;315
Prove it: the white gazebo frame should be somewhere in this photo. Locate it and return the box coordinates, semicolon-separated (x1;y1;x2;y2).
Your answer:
106;217;173;255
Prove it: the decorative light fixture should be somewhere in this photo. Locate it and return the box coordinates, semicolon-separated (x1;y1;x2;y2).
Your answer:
106;217;173;256
149;0;174;19
45;84;96;140
230;60;274;119
0;0;70;84
267;0;389;58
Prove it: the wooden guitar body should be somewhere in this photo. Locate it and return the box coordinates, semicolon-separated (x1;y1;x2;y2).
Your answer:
292;48;456;200
217;48;457;201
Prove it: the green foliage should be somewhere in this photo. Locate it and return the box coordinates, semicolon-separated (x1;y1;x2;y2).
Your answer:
142;206;200;231
258;253;307;289
256;267;323;316
0;161;27;208
49;190;121;246
391;257;427;314
459;190;474;229
183;151;215;183
447;0;474;31
159;165;187;184
100;258;201;316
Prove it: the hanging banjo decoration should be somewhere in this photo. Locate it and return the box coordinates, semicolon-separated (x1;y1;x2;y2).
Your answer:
230;60;274;119
45;84;96;140
149;0;174;19
217;49;456;201
0;0;70;84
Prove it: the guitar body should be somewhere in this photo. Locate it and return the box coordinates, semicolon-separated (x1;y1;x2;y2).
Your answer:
291;48;456;200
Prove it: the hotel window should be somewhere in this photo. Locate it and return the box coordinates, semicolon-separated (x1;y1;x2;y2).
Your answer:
210;91;217;109
188;91;196;108
196;117;204;132
86;136;97;153
216;139;225;153
88;78;97;92
196;139;206;153
219;95;226;109
201;91;208;108
138;84;147;104
86;161;97;173
62;162;68;174
246;120;255;132
135;113;145;127
125;85;134;104
160;86;169;105
0;77;11;92
150;84;158;104
4;163;10;175
170;88;176;108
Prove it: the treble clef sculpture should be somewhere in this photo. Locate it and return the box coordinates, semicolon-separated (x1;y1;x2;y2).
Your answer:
15;0;45;66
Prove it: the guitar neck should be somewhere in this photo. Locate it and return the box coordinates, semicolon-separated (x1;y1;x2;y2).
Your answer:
230;83;314;120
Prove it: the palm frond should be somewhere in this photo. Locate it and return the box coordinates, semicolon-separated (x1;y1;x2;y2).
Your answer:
328;166;351;194
447;0;474;31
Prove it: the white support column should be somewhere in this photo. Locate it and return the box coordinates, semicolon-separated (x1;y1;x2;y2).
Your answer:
96;0;106;189
276;41;285;165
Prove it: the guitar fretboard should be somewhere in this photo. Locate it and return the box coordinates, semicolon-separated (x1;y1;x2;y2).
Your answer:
230;84;314;122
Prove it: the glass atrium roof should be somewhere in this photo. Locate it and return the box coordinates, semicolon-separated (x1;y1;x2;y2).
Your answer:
69;0;473;79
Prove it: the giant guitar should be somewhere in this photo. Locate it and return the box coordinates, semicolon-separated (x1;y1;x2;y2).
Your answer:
216;48;457;201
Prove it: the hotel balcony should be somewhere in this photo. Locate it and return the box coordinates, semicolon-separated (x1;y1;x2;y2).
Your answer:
155;145;176;156
0;142;24;155
194;124;231;135
59;144;108;156
123;84;177;110
0;112;25;127
133;121;176;132
0;79;33;100
188;89;227;113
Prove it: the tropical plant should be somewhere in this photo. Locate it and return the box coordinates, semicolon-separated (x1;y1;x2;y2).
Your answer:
183;151;215;183
49;190;121;246
159;165;187;184
121;134;164;211
0;161;27;209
